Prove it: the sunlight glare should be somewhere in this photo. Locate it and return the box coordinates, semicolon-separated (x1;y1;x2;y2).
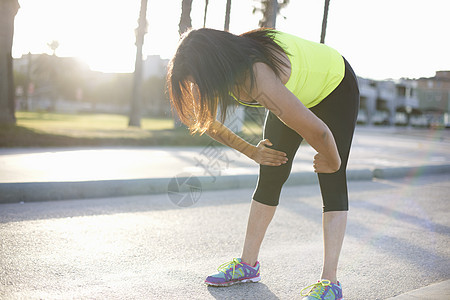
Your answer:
12;0;450;78
14;0;140;73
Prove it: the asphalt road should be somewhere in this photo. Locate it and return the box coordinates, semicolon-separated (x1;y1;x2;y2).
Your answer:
1;174;449;299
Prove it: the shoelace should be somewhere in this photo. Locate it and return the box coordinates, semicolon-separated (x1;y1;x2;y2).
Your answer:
300;279;332;297
217;258;243;278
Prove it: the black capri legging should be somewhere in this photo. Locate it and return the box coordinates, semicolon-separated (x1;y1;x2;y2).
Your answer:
252;58;360;212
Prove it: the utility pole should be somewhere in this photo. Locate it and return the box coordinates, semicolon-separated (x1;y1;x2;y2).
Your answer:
129;0;148;127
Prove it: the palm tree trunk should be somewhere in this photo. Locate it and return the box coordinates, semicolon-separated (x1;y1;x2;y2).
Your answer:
173;0;193;128
224;0;231;31
203;0;209;28
0;0;20;125
320;0;330;44
257;0;278;29
179;0;193;35
267;0;278;28
128;0;148;127
23;52;31;111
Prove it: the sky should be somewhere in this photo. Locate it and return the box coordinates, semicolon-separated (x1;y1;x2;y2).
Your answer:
12;0;450;80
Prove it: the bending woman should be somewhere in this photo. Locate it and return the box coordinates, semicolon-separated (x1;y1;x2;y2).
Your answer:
167;28;359;300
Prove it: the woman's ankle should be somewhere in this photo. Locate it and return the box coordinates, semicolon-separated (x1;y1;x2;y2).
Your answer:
320;276;338;284
240;256;257;267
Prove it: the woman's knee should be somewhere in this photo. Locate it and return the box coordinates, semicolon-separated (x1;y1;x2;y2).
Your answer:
252;166;291;206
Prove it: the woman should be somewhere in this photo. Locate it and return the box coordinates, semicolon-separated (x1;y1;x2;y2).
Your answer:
167;28;359;300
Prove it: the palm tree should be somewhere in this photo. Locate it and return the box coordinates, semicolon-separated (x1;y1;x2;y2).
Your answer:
320;0;330;44
179;0;193;35
224;0;232;31
33;49;59;111
173;0;194;127
47;40;60;56
203;0;209;28
253;0;289;29
0;0;20;125
128;0;148;127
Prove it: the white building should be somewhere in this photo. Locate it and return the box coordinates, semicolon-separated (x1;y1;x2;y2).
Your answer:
142;55;169;79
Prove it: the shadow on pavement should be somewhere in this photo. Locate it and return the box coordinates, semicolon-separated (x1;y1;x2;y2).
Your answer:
355;200;450;237
285;174;450;279
207;282;279;300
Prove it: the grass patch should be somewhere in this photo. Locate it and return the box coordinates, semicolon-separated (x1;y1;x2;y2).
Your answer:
1;112;263;147
16;112;174;135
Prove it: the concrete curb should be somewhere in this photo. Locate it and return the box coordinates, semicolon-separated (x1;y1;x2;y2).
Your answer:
385;279;450;299
373;164;450;179
0;164;449;204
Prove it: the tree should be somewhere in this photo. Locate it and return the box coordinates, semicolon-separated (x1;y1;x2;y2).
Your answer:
33;52;59;111
179;0;193;35
320;0;330;44
42;40;59;111
224;0;232;31
47;40;60;56
143;76;168;117
173;0;194;127
0;0;20;125
128;0;148;127
203;0;209;28
253;0;289;28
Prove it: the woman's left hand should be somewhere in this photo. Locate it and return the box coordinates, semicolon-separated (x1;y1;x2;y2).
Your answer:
251;139;288;166
313;153;341;173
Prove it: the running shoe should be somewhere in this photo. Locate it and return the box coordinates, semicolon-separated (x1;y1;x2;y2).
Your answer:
204;258;261;287
301;279;343;300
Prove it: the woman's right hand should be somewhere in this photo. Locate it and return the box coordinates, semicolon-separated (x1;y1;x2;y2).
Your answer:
251;139;288;166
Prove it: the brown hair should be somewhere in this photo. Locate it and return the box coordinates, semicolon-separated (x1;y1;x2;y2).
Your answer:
166;28;289;134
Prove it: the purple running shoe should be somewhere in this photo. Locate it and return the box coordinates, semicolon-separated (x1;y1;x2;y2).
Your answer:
301;279;344;300
205;258;261;287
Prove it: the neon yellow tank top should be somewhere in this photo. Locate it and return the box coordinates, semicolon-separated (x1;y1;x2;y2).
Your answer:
275;31;345;108
234;31;345;108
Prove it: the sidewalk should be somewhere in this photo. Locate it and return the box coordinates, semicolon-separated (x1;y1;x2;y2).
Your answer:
386;279;450;299
0;127;449;203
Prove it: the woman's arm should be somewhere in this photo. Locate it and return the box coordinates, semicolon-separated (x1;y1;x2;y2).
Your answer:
206;120;255;158
189;81;287;166
250;63;341;173
206;120;288;166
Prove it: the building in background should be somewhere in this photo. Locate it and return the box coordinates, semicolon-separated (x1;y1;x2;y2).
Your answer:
414;71;450;127
142;55;169;80
358;71;449;128
141;55;170;117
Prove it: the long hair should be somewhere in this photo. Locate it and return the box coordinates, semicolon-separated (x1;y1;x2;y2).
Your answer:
166;28;289;134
